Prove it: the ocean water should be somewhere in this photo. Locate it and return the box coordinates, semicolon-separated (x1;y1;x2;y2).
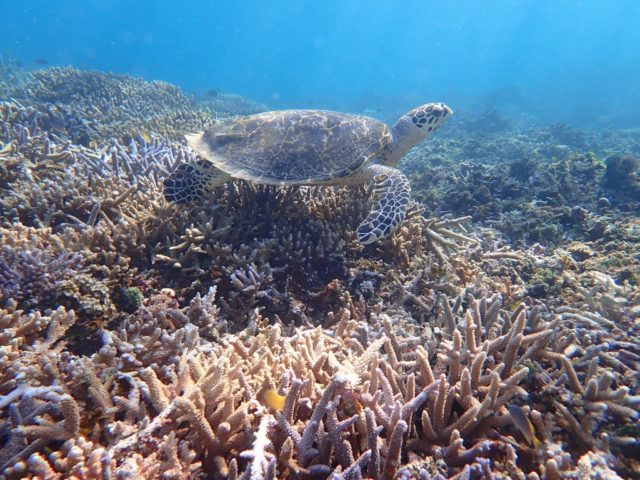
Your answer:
3;0;640;128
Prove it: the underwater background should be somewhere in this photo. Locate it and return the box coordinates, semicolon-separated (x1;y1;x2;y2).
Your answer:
1;1;639;480
4;0;640;127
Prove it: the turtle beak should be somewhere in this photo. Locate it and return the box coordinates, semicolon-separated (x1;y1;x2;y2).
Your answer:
435;103;453;118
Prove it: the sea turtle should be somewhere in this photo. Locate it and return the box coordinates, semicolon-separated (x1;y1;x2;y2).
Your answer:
164;102;452;244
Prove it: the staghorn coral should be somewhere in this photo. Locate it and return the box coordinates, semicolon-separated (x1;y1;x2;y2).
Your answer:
10;66;216;144
1;67;639;480
0;101;192;229
4;66;272;146
3;284;635;479
1;262;637;479
0;226;115;320
0;245;85;309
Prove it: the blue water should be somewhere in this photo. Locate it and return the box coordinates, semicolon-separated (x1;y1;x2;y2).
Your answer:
3;0;640;127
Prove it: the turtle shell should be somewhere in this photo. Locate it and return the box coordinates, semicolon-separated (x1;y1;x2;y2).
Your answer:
186;109;391;185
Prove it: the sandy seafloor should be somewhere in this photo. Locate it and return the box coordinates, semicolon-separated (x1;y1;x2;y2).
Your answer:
0;65;638;479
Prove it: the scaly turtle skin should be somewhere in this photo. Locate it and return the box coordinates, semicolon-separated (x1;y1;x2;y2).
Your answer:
165;103;452;244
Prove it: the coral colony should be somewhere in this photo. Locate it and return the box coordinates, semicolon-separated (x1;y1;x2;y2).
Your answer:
1;66;639;479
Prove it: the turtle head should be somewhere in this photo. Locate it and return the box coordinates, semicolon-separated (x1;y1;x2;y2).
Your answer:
385;103;452;166
405;103;453;134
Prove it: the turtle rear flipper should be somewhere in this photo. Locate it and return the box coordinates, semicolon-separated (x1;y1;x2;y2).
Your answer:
163;160;228;203
356;166;411;244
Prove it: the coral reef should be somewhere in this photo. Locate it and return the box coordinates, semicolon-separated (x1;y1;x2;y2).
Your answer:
0;58;31;99
1;67;639;479
403;115;640;252
9;66;215;144
197;92;269;118
2;287;638;479
0;245;84;309
603;153;640;204
3;66;268;146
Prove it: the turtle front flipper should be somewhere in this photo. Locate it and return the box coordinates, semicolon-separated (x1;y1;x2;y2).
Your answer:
357;165;411;244
164;160;230;203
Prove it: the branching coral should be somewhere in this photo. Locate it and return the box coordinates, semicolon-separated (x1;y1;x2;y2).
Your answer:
10;66;215;143
1;66;638;480
4;286;630;479
1;238;637;480
0;245;85;309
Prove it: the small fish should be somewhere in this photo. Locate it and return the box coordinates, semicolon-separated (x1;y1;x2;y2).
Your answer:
263;389;286;412
205;88;218;98
140;131;151;143
35;58;49;65
508;405;541;448
353;397;363;414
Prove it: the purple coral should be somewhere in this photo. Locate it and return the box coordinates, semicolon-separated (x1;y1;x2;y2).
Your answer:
0;245;84;308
